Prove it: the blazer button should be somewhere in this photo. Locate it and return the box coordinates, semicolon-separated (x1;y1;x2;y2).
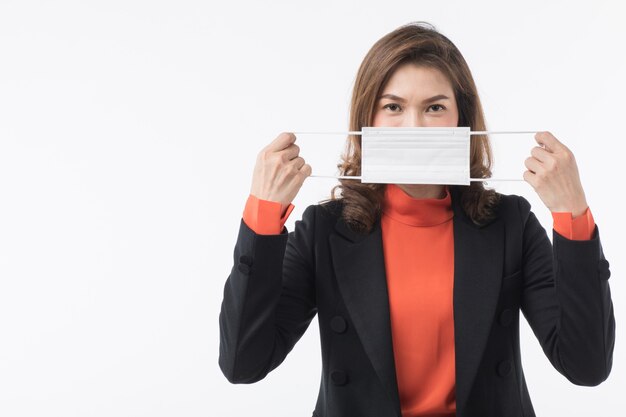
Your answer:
598;259;611;280
499;309;513;327
239;255;253;266
330;316;348;333
238;255;253;274
238;263;251;274
497;360;512;377
331;370;348;386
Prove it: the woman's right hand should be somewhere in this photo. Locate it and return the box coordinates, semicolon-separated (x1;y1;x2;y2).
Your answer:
249;132;312;210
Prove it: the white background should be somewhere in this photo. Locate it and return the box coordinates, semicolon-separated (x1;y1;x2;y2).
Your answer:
0;0;624;416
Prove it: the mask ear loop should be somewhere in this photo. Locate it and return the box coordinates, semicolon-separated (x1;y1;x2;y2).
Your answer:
292;129;541;182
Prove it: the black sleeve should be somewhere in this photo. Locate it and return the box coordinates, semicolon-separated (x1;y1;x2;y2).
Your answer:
218;204;317;384
518;196;615;386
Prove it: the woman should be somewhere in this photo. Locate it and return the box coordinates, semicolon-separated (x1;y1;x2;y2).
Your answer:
218;22;615;417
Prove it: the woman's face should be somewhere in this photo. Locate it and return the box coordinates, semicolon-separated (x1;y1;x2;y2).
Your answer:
372;63;459;128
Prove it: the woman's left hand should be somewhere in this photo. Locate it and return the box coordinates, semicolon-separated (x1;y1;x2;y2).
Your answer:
523;131;589;217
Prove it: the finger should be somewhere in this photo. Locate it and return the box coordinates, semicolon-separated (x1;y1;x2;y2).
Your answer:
288;156;305;170
280;144;301;161
281;158;306;185
287;161;311;187
523;170;537;187
299;163;312;178
534;131;561;153
530;146;551;163
266;132;296;152
524;156;543;174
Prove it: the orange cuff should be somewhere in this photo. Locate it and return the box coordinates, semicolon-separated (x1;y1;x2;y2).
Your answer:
552;206;596;241
242;194;295;235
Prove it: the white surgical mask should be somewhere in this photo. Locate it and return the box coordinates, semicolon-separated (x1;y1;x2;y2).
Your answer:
360;126;469;185
294;127;539;185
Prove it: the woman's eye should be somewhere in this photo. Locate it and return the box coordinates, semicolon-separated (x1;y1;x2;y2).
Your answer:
383;103;446;112
428;104;446;112
383;103;402;112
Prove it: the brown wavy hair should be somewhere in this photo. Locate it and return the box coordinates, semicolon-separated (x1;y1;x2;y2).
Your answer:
322;21;501;234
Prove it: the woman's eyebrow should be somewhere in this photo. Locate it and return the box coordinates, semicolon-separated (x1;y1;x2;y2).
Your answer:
379;93;450;103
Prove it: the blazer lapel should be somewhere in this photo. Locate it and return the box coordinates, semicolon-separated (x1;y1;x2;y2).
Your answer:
328;186;504;415
450;186;504;411
329;217;402;417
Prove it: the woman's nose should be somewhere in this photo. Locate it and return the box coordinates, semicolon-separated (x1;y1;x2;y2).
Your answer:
400;111;423;127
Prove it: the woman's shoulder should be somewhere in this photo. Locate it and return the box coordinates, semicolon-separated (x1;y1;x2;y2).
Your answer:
304;198;344;221
493;190;533;220
294;198;345;232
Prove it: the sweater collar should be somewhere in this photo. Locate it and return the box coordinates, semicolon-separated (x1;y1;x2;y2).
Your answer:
382;184;453;227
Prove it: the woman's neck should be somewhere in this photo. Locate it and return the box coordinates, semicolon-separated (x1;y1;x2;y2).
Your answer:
395;184;447;199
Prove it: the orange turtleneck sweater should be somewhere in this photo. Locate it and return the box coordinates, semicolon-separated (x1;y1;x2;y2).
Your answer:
241;185;595;416
381;184;457;415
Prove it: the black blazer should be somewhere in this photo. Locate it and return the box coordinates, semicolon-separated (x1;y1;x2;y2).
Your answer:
219;186;615;417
